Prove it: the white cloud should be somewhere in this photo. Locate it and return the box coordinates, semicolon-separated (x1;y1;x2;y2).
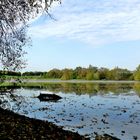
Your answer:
29;0;140;46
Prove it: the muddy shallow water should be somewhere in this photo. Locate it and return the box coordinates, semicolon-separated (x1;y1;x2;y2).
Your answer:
0;83;140;140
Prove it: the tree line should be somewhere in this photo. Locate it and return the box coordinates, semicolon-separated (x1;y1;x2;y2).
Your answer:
1;65;140;81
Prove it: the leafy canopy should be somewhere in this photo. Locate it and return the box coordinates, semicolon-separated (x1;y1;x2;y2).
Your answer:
0;0;60;71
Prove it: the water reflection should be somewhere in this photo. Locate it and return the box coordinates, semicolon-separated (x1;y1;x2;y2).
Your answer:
0;82;140;140
8;82;140;95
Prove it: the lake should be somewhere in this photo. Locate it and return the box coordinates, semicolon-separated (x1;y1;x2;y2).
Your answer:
0;82;140;140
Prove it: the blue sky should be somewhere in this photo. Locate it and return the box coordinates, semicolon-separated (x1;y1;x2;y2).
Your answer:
26;0;140;71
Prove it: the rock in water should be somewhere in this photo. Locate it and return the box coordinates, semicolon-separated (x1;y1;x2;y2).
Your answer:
37;93;62;102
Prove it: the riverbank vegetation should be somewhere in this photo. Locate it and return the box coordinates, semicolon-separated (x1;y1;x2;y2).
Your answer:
1;65;140;81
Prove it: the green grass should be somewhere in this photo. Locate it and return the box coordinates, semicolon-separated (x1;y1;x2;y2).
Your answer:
0;82;15;87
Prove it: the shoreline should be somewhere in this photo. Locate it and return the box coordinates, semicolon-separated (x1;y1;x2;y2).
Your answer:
0;107;88;140
5;79;140;83
0;107;120;140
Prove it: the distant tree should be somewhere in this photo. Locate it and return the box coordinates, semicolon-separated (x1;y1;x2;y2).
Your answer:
78;68;87;79
85;65;95;80
73;67;87;79
22;71;44;76
93;72;100;80
61;69;73;80
86;72;94;80
109;67;132;80
0;70;21;76
46;69;62;78
98;67;109;80
134;65;140;81
88;65;98;72
73;67;82;79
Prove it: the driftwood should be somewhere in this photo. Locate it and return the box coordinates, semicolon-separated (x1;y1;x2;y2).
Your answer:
37;93;62;102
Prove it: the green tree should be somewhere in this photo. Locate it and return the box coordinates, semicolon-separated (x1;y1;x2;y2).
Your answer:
86;72;94;80
46;69;62;79
134;65;140;81
88;65;98;72
85;65;98;80
61;69;73;80
73;67;82;79
109;67;132;80
93;72;100;80
98;67;109;80
74;67;87;79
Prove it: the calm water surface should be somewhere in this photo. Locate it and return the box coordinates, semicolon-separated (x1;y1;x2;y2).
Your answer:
0;82;140;140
